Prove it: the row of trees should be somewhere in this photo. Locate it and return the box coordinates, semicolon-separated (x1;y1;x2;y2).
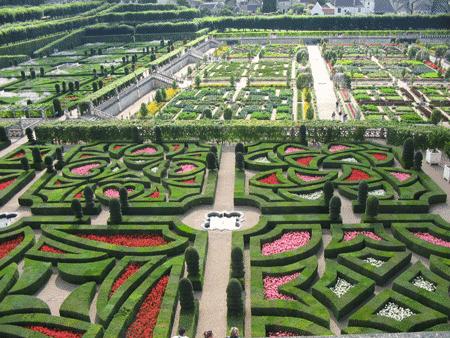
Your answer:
0;1;102;24
98;8;200;23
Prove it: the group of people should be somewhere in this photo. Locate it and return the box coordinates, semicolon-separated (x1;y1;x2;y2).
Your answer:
331;100;348;122
173;327;241;338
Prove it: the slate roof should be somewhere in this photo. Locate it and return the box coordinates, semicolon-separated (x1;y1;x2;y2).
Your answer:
335;0;364;7
374;0;395;13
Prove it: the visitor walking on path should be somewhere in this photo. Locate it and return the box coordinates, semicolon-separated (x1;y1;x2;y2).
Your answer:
172;327;189;338
227;327;240;338
203;330;213;338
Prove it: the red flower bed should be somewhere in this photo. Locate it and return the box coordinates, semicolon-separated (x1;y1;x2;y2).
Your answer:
79;234;168;247
295;156;314;167
372;153;387;161
340;89;350;102
110;263;142;297
80;154;93;159
346;103;356;119
182;179;196;184
113;145;123;151
0;178;16;190
172;144;181;151
40;245;65;254
12;151;25;159
149;191;160;199
55;180;62;186
424;60;444;74
346;169;371;181
27;326;82;338
0;234;23;259
259;173;281;185
73;192;83;199
126;275;169;338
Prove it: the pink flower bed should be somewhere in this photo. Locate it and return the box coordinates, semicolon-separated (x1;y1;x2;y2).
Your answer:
176;164;197;174
71;163;100;176
329;145;350;153
344;231;382;241
132;147;157;155
414;232;450;248
267;331;298;337
263;272;300;300
285;147;304;154
104;188;134;199
297;174;322;182
391;172;411;182
262;231;311;256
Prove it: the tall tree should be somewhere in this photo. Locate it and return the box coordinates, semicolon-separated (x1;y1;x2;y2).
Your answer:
262;0;277;13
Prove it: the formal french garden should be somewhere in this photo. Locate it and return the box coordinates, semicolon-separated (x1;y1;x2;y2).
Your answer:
0;2;449;337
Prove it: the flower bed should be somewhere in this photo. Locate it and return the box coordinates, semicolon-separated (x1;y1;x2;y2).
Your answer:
363;257;384;267
262;231;310;256
343;231;381;241
346;169;370;182
285;147;304;154
391;172;411;182
0;234;23;259
414;232;450;248
295;156;313;167
0;178;16;190
104;188;134;199
149;191;161;199
297;174;322;182
411;274;436;292
132;147;157;155
39;244;65;254
78;234;168;247
263;272;300;300
259;173;281;185
126;275;169;338
267;330;297;337
377;302;415;321
329;277;354;298
176;164;197;173
110;263;142;297
329;145;350;153
372;153;387;161
71;163;99;176
28;326;82;338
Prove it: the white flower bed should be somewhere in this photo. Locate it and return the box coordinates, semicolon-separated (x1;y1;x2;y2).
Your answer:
377;302;415;321
151;167;159;173
341;157;359;163
412;275;436;292
297;191;323;200
254;157;270;163
363;257;385;267
330;277;354;298
368;189;386;197
0;77;16;86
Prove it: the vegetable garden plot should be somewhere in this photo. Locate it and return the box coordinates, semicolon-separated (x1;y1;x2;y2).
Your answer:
19;142;219;215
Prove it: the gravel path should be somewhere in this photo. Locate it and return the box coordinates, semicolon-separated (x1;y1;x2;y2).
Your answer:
308;45;337;120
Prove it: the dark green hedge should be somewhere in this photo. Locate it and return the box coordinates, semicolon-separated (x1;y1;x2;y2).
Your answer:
60;282;96;321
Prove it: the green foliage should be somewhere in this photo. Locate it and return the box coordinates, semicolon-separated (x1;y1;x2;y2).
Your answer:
414;151;423;171
25;128;35;144
44;156;54;173
297;72;312;89
71;199;83;219
431;109;442;125
140;103;148;118
224;108;233;120
109;198;122;224
20;157;29;171
179;277;195;310
206;151;217;170
365;196;379;217
236;152;245;170
119;187;129;211
357;181;368;208
329;196;341;220
235;143;245;154
427;128;447;151
231;247;244;279
185;246;200;277
299;125;307;146
84;186;94;210
402;138;414;169
323;181;334;206
227;278;243;315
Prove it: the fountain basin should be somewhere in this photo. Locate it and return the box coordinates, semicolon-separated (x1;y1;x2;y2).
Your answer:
202;211;244;231
0;213;19;229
